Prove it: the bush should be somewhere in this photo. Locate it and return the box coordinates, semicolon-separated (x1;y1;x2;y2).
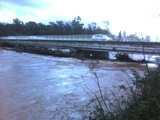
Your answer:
83;62;160;120
125;67;160;120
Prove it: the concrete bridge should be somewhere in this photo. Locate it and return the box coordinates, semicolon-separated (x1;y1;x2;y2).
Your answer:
1;39;160;53
0;35;160;59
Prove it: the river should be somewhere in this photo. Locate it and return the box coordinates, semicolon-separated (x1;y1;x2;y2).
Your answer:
0;50;156;120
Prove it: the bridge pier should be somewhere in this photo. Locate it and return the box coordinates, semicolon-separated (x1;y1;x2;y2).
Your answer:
72;49;109;59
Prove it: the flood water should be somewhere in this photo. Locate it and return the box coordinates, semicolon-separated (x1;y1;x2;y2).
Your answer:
0;50;153;120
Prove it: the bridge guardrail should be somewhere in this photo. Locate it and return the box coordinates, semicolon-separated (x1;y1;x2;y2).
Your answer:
0;35;93;41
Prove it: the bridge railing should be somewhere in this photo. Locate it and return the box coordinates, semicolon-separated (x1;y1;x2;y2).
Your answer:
0;35;157;42
0;35;93;41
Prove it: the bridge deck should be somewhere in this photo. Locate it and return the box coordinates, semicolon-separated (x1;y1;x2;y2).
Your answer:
0;39;160;55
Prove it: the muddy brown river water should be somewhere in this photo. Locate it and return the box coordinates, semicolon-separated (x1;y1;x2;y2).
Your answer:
0;50;150;120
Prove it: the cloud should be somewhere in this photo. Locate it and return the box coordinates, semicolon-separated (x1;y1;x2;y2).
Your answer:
0;0;158;22
0;0;54;23
0;0;51;8
0;0;160;37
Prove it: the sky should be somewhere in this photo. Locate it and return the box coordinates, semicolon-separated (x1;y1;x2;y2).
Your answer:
0;0;160;40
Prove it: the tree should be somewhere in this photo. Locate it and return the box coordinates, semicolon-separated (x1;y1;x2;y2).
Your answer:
56;20;65;34
12;18;24;35
0;16;113;36
25;21;39;35
37;23;46;35
64;21;72;34
13;18;23;25
71;16;84;34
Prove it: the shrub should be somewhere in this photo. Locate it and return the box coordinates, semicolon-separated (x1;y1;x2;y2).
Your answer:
83;62;160;120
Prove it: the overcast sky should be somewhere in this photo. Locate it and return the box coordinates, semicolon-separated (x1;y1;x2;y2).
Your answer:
0;0;160;39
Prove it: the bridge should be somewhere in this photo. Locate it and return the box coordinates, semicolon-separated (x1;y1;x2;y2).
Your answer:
0;35;160;59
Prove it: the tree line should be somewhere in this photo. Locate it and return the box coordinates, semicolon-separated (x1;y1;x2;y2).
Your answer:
0;16;111;36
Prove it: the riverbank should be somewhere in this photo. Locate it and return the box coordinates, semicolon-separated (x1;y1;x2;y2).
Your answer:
0;42;72;57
